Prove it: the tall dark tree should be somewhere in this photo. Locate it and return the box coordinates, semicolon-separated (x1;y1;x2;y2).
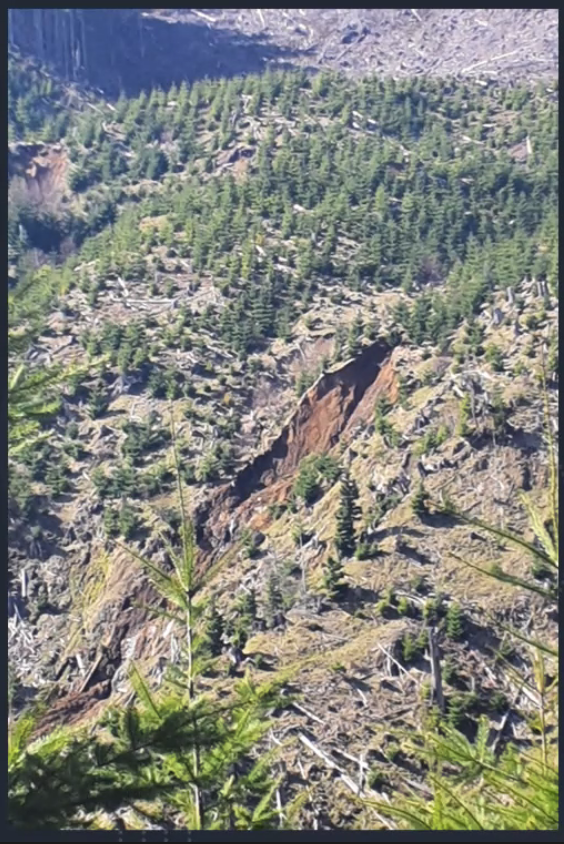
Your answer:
323;554;346;600
266;575;285;628
204;598;225;657
334;468;361;557
346;312;364;358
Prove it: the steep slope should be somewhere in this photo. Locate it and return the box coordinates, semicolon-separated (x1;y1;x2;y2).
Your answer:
8;54;559;829
197;340;392;553
10;281;558;769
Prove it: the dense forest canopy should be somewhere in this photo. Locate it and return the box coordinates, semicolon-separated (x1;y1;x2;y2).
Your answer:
9;55;558;349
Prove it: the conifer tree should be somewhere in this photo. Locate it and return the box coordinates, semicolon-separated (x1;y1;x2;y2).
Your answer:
323;554;346;600
8;361;62;458
237;587;258;628
412;480;427;516
87;379;110;419
334;468;361;557
445;602;465;641
8;279;90;459
204;598;225;657
293;457;321;505
346;312;363;358
332;324;346;363
266;575;284;628
457;394;472;437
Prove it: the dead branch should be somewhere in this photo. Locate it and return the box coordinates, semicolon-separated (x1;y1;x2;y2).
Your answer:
291;701;325;725
375;643;423;688
332;745;370;770
78;652;102;694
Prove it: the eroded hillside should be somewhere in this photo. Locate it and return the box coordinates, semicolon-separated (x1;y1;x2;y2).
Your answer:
9;273;558;824
8;54;558;830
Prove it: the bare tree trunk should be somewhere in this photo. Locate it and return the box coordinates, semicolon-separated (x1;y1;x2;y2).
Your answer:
428;626;444;713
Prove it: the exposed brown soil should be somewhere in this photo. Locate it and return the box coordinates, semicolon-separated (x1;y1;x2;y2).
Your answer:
29;340;397;733
8;142;69;210
342;353;399;438
196;340;392;556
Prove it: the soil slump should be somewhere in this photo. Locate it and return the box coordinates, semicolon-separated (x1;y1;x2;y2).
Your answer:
196;340;394;556
33;342;396;731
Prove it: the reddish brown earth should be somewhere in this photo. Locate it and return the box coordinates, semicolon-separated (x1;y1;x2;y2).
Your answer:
196;341;396;562
342;354;398;438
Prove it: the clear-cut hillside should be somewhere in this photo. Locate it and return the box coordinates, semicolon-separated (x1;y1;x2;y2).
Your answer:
8;8;559;97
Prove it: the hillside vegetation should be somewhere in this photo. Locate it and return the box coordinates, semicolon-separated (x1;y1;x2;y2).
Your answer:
8;47;558;831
